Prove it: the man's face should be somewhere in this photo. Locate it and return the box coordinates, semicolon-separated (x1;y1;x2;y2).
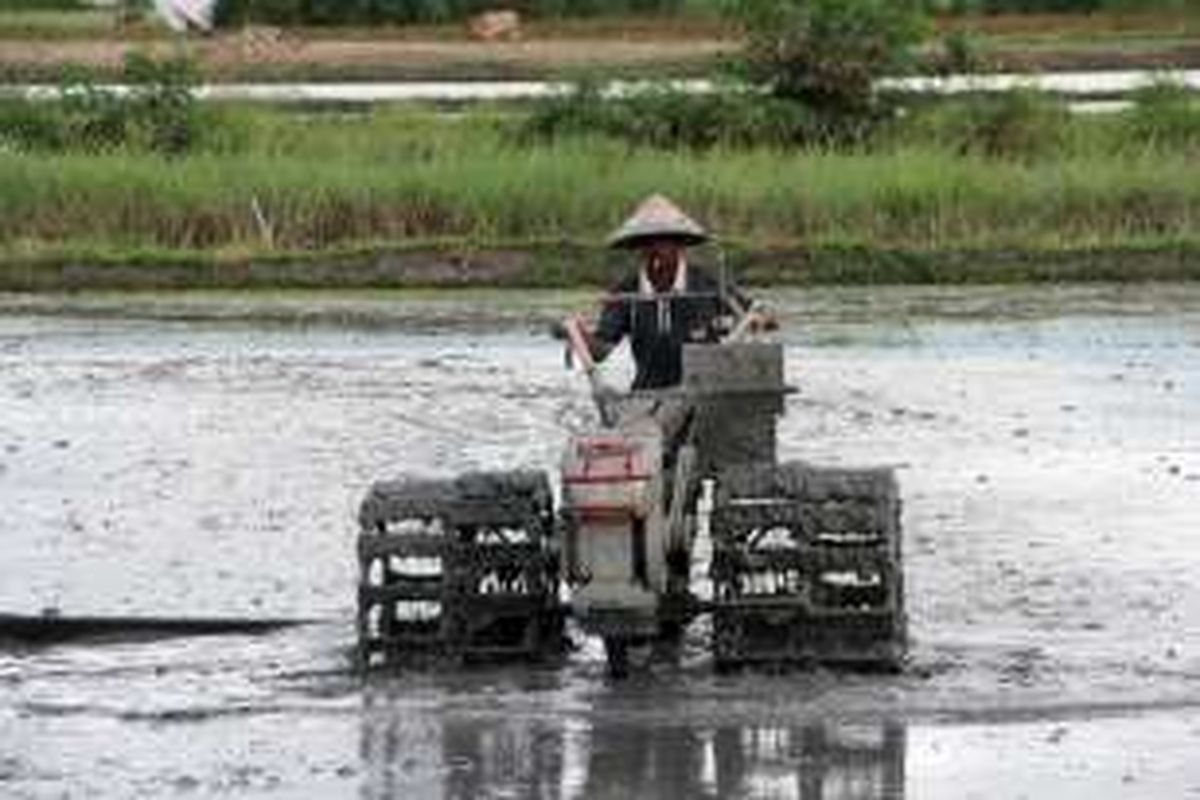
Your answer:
644;240;683;293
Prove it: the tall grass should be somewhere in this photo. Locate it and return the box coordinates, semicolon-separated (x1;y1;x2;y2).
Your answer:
3;104;1200;259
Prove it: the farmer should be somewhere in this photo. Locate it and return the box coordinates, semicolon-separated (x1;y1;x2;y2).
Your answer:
572;194;771;390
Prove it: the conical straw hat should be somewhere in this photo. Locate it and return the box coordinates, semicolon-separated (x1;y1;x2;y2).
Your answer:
606;194;710;250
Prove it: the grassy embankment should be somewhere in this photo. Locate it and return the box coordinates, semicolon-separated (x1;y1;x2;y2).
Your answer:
3;102;1200;290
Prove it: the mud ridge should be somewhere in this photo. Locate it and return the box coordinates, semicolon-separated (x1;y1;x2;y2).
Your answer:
0;613;315;646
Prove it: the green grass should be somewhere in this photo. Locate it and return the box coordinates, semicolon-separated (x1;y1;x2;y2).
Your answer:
4;103;1200;286
0;8;120;38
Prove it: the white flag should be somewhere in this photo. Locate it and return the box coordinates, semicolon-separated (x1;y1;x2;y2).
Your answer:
153;0;216;32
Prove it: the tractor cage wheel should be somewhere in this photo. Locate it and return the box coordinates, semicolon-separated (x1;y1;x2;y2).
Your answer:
708;461;907;671
355;470;565;669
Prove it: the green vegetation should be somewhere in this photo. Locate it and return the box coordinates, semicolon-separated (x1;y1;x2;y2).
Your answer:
3;88;1200;287
523;83;822;149
524;0;931;149
0;53;201;155
721;0;927;115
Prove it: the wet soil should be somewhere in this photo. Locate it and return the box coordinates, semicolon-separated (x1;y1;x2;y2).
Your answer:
0;613;306;645
1;283;1198;798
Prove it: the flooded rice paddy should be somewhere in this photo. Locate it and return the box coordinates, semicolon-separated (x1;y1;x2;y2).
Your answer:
1;284;1199;798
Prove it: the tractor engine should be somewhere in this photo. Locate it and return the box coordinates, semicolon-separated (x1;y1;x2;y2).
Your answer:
561;426;665;643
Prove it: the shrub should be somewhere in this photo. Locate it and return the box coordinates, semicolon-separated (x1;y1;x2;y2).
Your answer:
0;52;201;155
898;90;1071;159
522;81;844;149
1122;80;1200;152
928;28;988;76
119;50;201;154
0;100;67;152
720;0;928;116
523;0;939;151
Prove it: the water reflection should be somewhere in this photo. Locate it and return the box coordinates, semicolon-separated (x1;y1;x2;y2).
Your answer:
361;685;905;799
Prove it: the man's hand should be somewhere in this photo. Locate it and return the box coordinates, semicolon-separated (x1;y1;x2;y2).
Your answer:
555;315;601;374
727;304;779;341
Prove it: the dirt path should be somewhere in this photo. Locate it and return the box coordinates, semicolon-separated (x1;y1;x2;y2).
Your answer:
0;36;732;79
5;31;1200;81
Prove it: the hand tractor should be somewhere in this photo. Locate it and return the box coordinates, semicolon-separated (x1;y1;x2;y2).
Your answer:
355;301;906;676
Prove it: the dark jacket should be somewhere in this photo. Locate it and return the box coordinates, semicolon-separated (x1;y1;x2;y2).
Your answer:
594;266;746;390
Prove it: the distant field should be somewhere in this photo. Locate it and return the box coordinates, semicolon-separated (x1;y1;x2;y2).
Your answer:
2;8;1200;81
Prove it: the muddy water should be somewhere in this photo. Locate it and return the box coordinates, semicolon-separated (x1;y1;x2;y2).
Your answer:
1;284;1199;798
